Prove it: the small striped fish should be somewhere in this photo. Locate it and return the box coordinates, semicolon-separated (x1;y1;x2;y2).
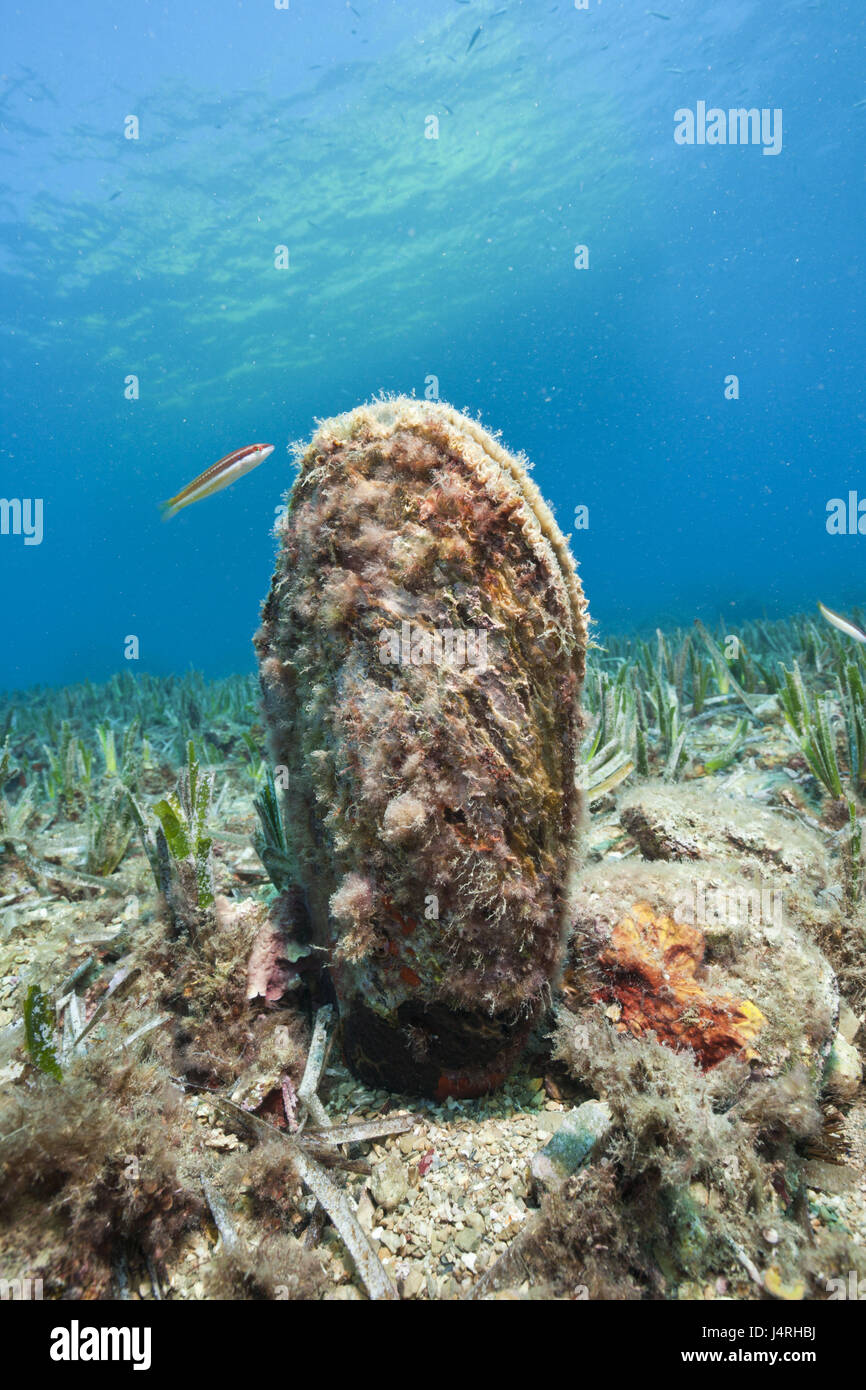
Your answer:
817;601;866;644
160;443;275;520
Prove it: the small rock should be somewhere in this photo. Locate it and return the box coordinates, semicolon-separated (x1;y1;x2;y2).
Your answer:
509;1173;530;1199
839;1002;861;1044
763;1266;805;1301
535;1111;567;1136
824;1032;863;1102
371;1154;408;1212
402;1266;425;1299
204;1129;240;1152
328;1247;354;1282
455;1225;481;1253
529;1099;613;1192
356;1188;376;1232
689;1181;721;1212
802;1159;857;1197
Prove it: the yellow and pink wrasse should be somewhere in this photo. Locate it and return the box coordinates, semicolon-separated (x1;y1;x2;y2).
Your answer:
160;442;275;519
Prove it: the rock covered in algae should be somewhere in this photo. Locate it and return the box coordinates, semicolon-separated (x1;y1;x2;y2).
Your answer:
529;1100;613;1194
256;397;587;1097
563;858;839;1079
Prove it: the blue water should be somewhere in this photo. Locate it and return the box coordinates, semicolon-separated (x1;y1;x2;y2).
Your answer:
1;0;864;690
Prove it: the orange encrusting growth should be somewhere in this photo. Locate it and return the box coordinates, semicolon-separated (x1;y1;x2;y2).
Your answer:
591;902;765;1070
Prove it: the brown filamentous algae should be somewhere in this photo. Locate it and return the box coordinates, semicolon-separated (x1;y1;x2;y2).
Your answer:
256;397;588;1097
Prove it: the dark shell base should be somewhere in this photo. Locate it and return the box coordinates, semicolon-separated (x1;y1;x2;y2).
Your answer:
341;997;534;1100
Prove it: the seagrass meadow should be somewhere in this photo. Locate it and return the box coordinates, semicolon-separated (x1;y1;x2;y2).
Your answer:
0;610;865;1301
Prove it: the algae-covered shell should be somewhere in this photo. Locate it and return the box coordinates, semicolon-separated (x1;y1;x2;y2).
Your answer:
256;397;587;1096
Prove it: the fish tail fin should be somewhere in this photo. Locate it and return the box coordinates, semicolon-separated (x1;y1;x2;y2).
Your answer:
160;497;179;521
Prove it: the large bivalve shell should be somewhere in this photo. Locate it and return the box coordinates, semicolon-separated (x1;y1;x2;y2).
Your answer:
256;397;588;1096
